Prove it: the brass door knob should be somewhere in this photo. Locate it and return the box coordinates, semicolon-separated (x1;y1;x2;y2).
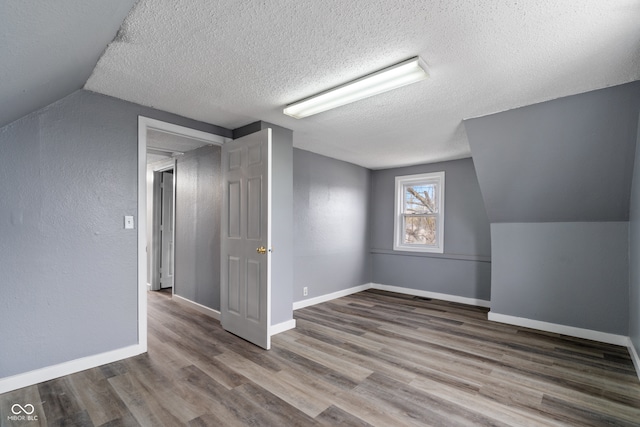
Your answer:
256;246;267;254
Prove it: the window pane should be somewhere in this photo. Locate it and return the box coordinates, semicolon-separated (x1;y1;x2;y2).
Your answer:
403;216;437;245
404;183;437;214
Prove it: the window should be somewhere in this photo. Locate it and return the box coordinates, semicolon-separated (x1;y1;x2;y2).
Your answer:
394;171;444;253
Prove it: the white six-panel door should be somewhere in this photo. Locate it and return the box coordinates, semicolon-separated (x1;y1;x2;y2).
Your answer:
221;129;272;349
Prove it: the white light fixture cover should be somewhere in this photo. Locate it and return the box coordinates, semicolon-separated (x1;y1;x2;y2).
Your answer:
283;57;429;119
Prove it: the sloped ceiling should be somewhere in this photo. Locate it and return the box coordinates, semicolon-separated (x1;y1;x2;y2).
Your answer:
465;81;640;223
0;0;137;129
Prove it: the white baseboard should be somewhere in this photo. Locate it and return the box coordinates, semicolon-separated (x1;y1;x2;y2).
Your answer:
171;295;295;337
291;283;639;379
172;294;220;321
147;283;151;290
371;283;491;308
293;283;373;310
292;282;490;310
0;344;145;394
271;319;296;336
628;338;640;381
488;312;629;346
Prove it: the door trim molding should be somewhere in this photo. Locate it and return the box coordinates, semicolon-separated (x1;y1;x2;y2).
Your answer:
140;117;231;145
138;116;231;354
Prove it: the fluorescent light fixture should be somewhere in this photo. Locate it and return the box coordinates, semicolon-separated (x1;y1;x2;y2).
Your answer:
283;56;429;119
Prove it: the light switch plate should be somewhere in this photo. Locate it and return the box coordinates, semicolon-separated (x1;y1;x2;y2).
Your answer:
124;215;135;229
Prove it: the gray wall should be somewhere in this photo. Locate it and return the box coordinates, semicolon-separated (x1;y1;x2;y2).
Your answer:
465;81;640;223
491;222;629;334
234;122;294;327
370;158;492;301
630;113;640;355
174;145;222;310
465;82;640;336
293;149;371;302
0;89;230;378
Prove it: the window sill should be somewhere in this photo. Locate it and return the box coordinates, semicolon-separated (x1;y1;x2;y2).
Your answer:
393;244;443;254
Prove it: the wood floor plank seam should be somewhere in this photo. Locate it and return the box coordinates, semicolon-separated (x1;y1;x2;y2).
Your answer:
2;288;639;426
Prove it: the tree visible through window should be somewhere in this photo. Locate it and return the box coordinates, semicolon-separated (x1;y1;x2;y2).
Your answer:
394;172;444;253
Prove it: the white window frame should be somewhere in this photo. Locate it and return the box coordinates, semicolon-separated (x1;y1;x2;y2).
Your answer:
393;171;445;253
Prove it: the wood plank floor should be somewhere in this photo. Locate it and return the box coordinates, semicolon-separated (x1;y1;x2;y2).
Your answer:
2;289;640;426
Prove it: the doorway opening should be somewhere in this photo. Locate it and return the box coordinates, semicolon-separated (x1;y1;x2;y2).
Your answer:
137;117;230;352
149;165;175;293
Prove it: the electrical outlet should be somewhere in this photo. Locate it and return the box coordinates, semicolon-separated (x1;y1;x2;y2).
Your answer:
303;287;308;296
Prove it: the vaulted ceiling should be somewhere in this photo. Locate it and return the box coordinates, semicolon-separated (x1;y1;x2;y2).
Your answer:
0;1;137;128
3;1;640;169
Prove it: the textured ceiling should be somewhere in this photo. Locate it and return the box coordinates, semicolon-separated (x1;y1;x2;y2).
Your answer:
0;0;136;128
84;1;639;169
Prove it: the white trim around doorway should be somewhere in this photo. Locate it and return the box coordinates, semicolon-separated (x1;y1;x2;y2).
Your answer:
137;117;231;354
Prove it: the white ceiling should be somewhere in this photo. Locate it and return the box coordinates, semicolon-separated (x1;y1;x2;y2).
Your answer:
85;1;639;169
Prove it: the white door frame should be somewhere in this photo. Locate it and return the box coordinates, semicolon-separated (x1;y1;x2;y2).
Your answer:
137;116;231;352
